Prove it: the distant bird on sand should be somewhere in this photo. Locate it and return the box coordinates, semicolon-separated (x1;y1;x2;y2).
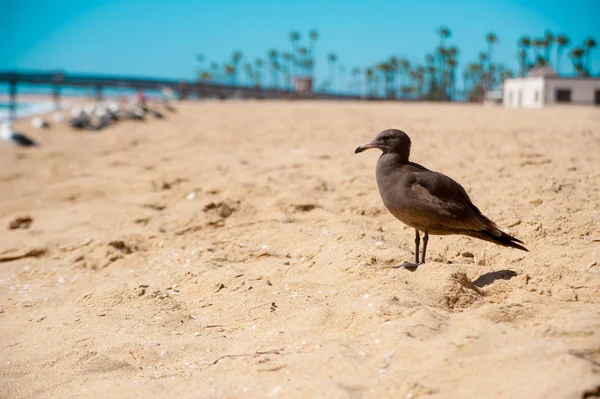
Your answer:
53;112;65;123
126;105;145;121
31;117;50;129
94;107;113;129
161;98;176;112
144;106;164;119
1;123;38;147
355;129;527;269
106;101;122;121
83;103;97;115
69;107;96;130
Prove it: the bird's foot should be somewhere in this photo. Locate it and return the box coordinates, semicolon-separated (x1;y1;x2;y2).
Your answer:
393;261;422;271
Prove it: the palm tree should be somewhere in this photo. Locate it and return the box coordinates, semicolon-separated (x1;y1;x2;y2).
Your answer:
437;26;451;47
486;33;498;61
400;86;413;99
289;31;301;77
517;49;527;77
224;64;235;85
351;66;361;94
327;53;337;92
436;46;448;87
500;70;514;82
442;69;451;91
446;57;458;100
436;26;451;84
398;58;410;97
478;52;488;79
416;66;426;98
298;47;308;76
339;64;347;94
425;53;435;89
486;33;498;88
569;47;585;76
554;34;570;74
425;53;435;66
309;30;319;79
426;53;441;91
532;38;544;61
365;68;374;96
305;59;314;79
199;71;212;83
231;51;243;85
282;52;292;88
379;64;392;98
232;51;243;62
272;62;281;89
462;69;471;99
268;50;279;88
389;61;398;97
467;62;483;89
408;69;417;98
465;63;484;102
463;63;476;95
584;37;597;73
543;31;554;65
518;36;531;75
196;54;205;77
447;46;459;59
210;62;220;84
254;58;264;87
446;46;459;92
388;56;400;96
377;61;395;97
535;56;549;67
426;65;436;93
243;63;253;86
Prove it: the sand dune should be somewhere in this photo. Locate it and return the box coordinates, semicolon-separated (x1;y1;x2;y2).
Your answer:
1;101;599;398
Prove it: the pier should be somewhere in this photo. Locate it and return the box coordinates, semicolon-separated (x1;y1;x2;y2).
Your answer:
0;70;384;120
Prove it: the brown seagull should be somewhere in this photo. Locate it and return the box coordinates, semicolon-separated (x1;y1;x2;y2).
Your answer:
355;129;527;269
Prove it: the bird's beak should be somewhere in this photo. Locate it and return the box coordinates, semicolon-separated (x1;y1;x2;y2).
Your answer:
355;141;385;154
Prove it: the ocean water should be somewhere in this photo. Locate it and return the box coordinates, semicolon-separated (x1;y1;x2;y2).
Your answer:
0;102;33;109
0;101;61;122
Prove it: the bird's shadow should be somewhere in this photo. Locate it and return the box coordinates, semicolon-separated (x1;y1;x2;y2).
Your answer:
472;269;518;288
392;262;420;272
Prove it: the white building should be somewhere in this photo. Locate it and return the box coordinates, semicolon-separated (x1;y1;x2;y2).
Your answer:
484;84;503;106
503;66;600;108
292;77;313;94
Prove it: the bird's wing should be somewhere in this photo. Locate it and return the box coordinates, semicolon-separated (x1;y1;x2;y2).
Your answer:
13;133;37;147
410;171;499;233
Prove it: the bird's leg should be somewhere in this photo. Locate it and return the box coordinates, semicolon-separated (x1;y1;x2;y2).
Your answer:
421;231;429;264
396;230;421;270
414;229;420;264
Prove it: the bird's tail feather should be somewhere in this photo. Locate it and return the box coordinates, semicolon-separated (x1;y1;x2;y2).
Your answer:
469;230;528;252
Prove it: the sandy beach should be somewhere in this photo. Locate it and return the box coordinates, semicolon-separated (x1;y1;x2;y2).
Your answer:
1;101;599;398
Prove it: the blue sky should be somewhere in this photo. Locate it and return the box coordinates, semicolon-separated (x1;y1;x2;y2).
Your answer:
1;0;599;86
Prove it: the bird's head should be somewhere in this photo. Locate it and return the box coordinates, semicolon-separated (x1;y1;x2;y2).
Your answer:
355;129;411;161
